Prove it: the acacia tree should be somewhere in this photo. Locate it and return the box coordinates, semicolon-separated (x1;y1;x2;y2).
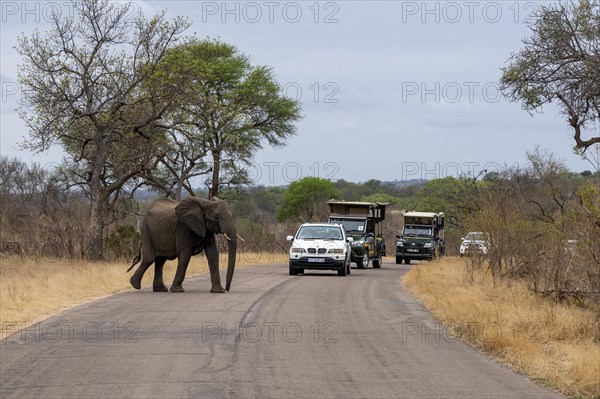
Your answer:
276;177;340;222
158;39;302;199
500;0;600;152
17;0;190;259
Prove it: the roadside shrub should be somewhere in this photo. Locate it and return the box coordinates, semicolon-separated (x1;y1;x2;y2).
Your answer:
0;157;88;259
465;153;600;313
105;225;141;261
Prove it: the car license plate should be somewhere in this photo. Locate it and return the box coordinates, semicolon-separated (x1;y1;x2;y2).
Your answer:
407;249;419;253
308;258;325;263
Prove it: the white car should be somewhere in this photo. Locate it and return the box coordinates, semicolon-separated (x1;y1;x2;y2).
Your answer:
287;223;353;276
459;232;489;256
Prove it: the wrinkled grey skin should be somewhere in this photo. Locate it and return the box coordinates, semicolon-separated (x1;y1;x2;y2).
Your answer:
129;197;237;293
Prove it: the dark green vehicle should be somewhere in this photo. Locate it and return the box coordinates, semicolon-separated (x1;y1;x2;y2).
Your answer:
395;211;445;264
327;200;388;269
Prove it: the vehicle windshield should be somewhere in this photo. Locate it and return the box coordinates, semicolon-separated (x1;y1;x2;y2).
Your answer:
465;232;486;241
297;226;343;240
329;218;365;234
403;225;432;237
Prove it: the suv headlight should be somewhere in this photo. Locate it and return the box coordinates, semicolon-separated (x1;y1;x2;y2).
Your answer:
291;248;305;253
423;242;433;248
352;240;364;246
396;240;404;247
328;248;344;254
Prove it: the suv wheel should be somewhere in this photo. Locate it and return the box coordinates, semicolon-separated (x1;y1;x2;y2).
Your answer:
373;252;382;268
345;255;351;275
289;262;299;275
404;257;411;264
338;264;347;276
357;253;369;269
395;256;402;264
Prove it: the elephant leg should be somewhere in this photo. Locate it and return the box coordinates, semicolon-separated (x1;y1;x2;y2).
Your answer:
130;236;155;290
153;257;168;292
130;256;155;290
170;252;191;293
205;234;225;293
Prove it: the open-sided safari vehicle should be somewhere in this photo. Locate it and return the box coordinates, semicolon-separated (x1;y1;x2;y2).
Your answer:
327;200;388;268
395;211;445;264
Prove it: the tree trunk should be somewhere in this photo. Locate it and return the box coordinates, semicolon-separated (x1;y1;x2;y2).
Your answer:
88;195;105;260
210;149;221;199
87;131;107;261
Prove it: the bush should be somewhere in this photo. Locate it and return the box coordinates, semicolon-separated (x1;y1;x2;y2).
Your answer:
465;156;600;311
106;225;141;261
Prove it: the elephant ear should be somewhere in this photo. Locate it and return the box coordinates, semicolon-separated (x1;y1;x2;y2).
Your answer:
175;198;206;237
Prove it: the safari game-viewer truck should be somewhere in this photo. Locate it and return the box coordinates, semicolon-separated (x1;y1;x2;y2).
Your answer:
395;211;445;264
327;200;387;268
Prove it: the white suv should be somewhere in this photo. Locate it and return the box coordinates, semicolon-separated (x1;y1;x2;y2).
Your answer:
459;232;490;256
287;223;353;276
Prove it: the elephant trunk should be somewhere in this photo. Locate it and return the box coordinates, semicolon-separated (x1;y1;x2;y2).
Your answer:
225;234;237;292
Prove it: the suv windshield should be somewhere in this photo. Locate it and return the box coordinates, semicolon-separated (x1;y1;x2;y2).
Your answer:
329;218;365;234
465;232;486;241
297;226;343;240
403;225;432;237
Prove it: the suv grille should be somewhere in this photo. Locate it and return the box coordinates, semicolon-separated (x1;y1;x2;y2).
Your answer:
307;248;327;254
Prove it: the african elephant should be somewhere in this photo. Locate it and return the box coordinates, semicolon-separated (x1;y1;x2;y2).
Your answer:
128;197;237;293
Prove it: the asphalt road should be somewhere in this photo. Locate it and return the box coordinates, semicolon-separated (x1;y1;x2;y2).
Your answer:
1;259;565;398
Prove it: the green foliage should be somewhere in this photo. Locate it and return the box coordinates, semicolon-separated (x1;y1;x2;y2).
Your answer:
158;38;302;197
227;186;285;225
106;225;141;260
361;193;401;208
483;171;502;182
577;182;600;225
412;177;459;211
332;179;423;202
332;179;365;200
276;177;340;222
407;177;482;228
251;186;286;214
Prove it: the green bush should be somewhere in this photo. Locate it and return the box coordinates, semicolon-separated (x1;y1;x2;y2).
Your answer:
106;225;141;260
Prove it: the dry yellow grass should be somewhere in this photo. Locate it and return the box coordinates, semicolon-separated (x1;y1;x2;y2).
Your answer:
403;257;600;399
0;251;288;336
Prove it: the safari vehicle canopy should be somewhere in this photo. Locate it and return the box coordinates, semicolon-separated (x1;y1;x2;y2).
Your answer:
327;200;388;269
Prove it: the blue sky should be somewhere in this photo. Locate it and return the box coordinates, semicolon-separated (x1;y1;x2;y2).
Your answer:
1;1;598;185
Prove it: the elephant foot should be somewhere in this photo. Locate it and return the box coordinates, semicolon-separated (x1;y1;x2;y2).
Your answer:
210;285;226;293
153;283;168;292
170;285;185;293
130;275;142;290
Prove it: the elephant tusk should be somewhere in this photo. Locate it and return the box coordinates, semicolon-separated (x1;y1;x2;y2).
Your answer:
223;233;232;241
236;234;246;242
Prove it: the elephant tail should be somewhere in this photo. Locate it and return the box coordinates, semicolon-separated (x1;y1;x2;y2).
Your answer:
127;243;142;272
126;255;140;272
